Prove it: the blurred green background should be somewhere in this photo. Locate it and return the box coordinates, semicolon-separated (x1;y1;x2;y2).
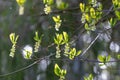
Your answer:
0;0;120;80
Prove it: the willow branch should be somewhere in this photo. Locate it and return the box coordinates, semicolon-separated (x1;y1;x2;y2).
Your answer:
49;58;120;63
80;33;101;57
0;53;55;77
32;6;119;17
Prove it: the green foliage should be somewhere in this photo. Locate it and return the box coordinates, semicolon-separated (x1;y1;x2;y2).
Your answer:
90;8;96;18
84;23;90;31
98;55;111;64
10;33;19;44
88;0;97;7
9;33;19;58
117;54;120;59
43;0;54;5
54;31;68;45
54;32;67;58
54;33;63;58
79;0;102;32
109;18;117;27
52;15;62;31
54;64;67;80
34;31;43;52
112;0;120;8
23;47;33;59
54;33;64;45
62;32;69;43
115;11;120;20
16;0;26;6
62;32;70;57
56;0;68;10
54;32;81;59
43;0;54;14
112;0;120;20
54;64;61;76
84;74;93;80
69;48;81;60
79;3;85;12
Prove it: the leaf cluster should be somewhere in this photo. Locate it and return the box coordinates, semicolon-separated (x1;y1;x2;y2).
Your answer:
54;64;66;80
98;55;111;64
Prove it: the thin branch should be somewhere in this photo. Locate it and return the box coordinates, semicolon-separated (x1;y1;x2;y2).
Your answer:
33;7;80;17
0;61;38;77
80;33;101;57
49;58;120;63
84;59;120;63
0;53;55;77
32;6;119;17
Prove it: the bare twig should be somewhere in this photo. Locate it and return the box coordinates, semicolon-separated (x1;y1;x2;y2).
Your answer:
48;58;120;63
0;53;55;77
80;33;101;57
32;6;119;17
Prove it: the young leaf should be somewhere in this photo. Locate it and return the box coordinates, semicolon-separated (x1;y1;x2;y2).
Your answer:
89;74;93;80
84;74;93;80
62;70;67;76
9;33;19;58
34;31;39;41
58;34;63;44
54;64;61;76
10;33;15;44
25;50;32;59
43;0;47;4
22;45;33;59
15;35;19;43
48;0;54;5
53;16;59;23
54;37;59;45
109;18;116;27
69;48;77;60
84;23;90;30
76;50;82;56
43;0;54;5
63;31;68;43
54;33;63;45
112;0;119;8
79;3;85;12
90;8;96;18
16;0;26;6
98;55;105;63
115;11;120;20
84;77;88;80
53;15;62;31
106;55;111;62
85;14;90;22
53;15;61;23
9;33;19;44
56;2;68;10
117;54;120;59
71;48;76;56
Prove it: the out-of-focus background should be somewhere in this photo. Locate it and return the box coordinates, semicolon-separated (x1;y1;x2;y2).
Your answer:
0;0;120;80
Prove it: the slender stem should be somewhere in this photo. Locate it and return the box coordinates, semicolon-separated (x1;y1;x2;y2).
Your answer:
0;53;55;77
0;61;38;77
80;34;101;57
